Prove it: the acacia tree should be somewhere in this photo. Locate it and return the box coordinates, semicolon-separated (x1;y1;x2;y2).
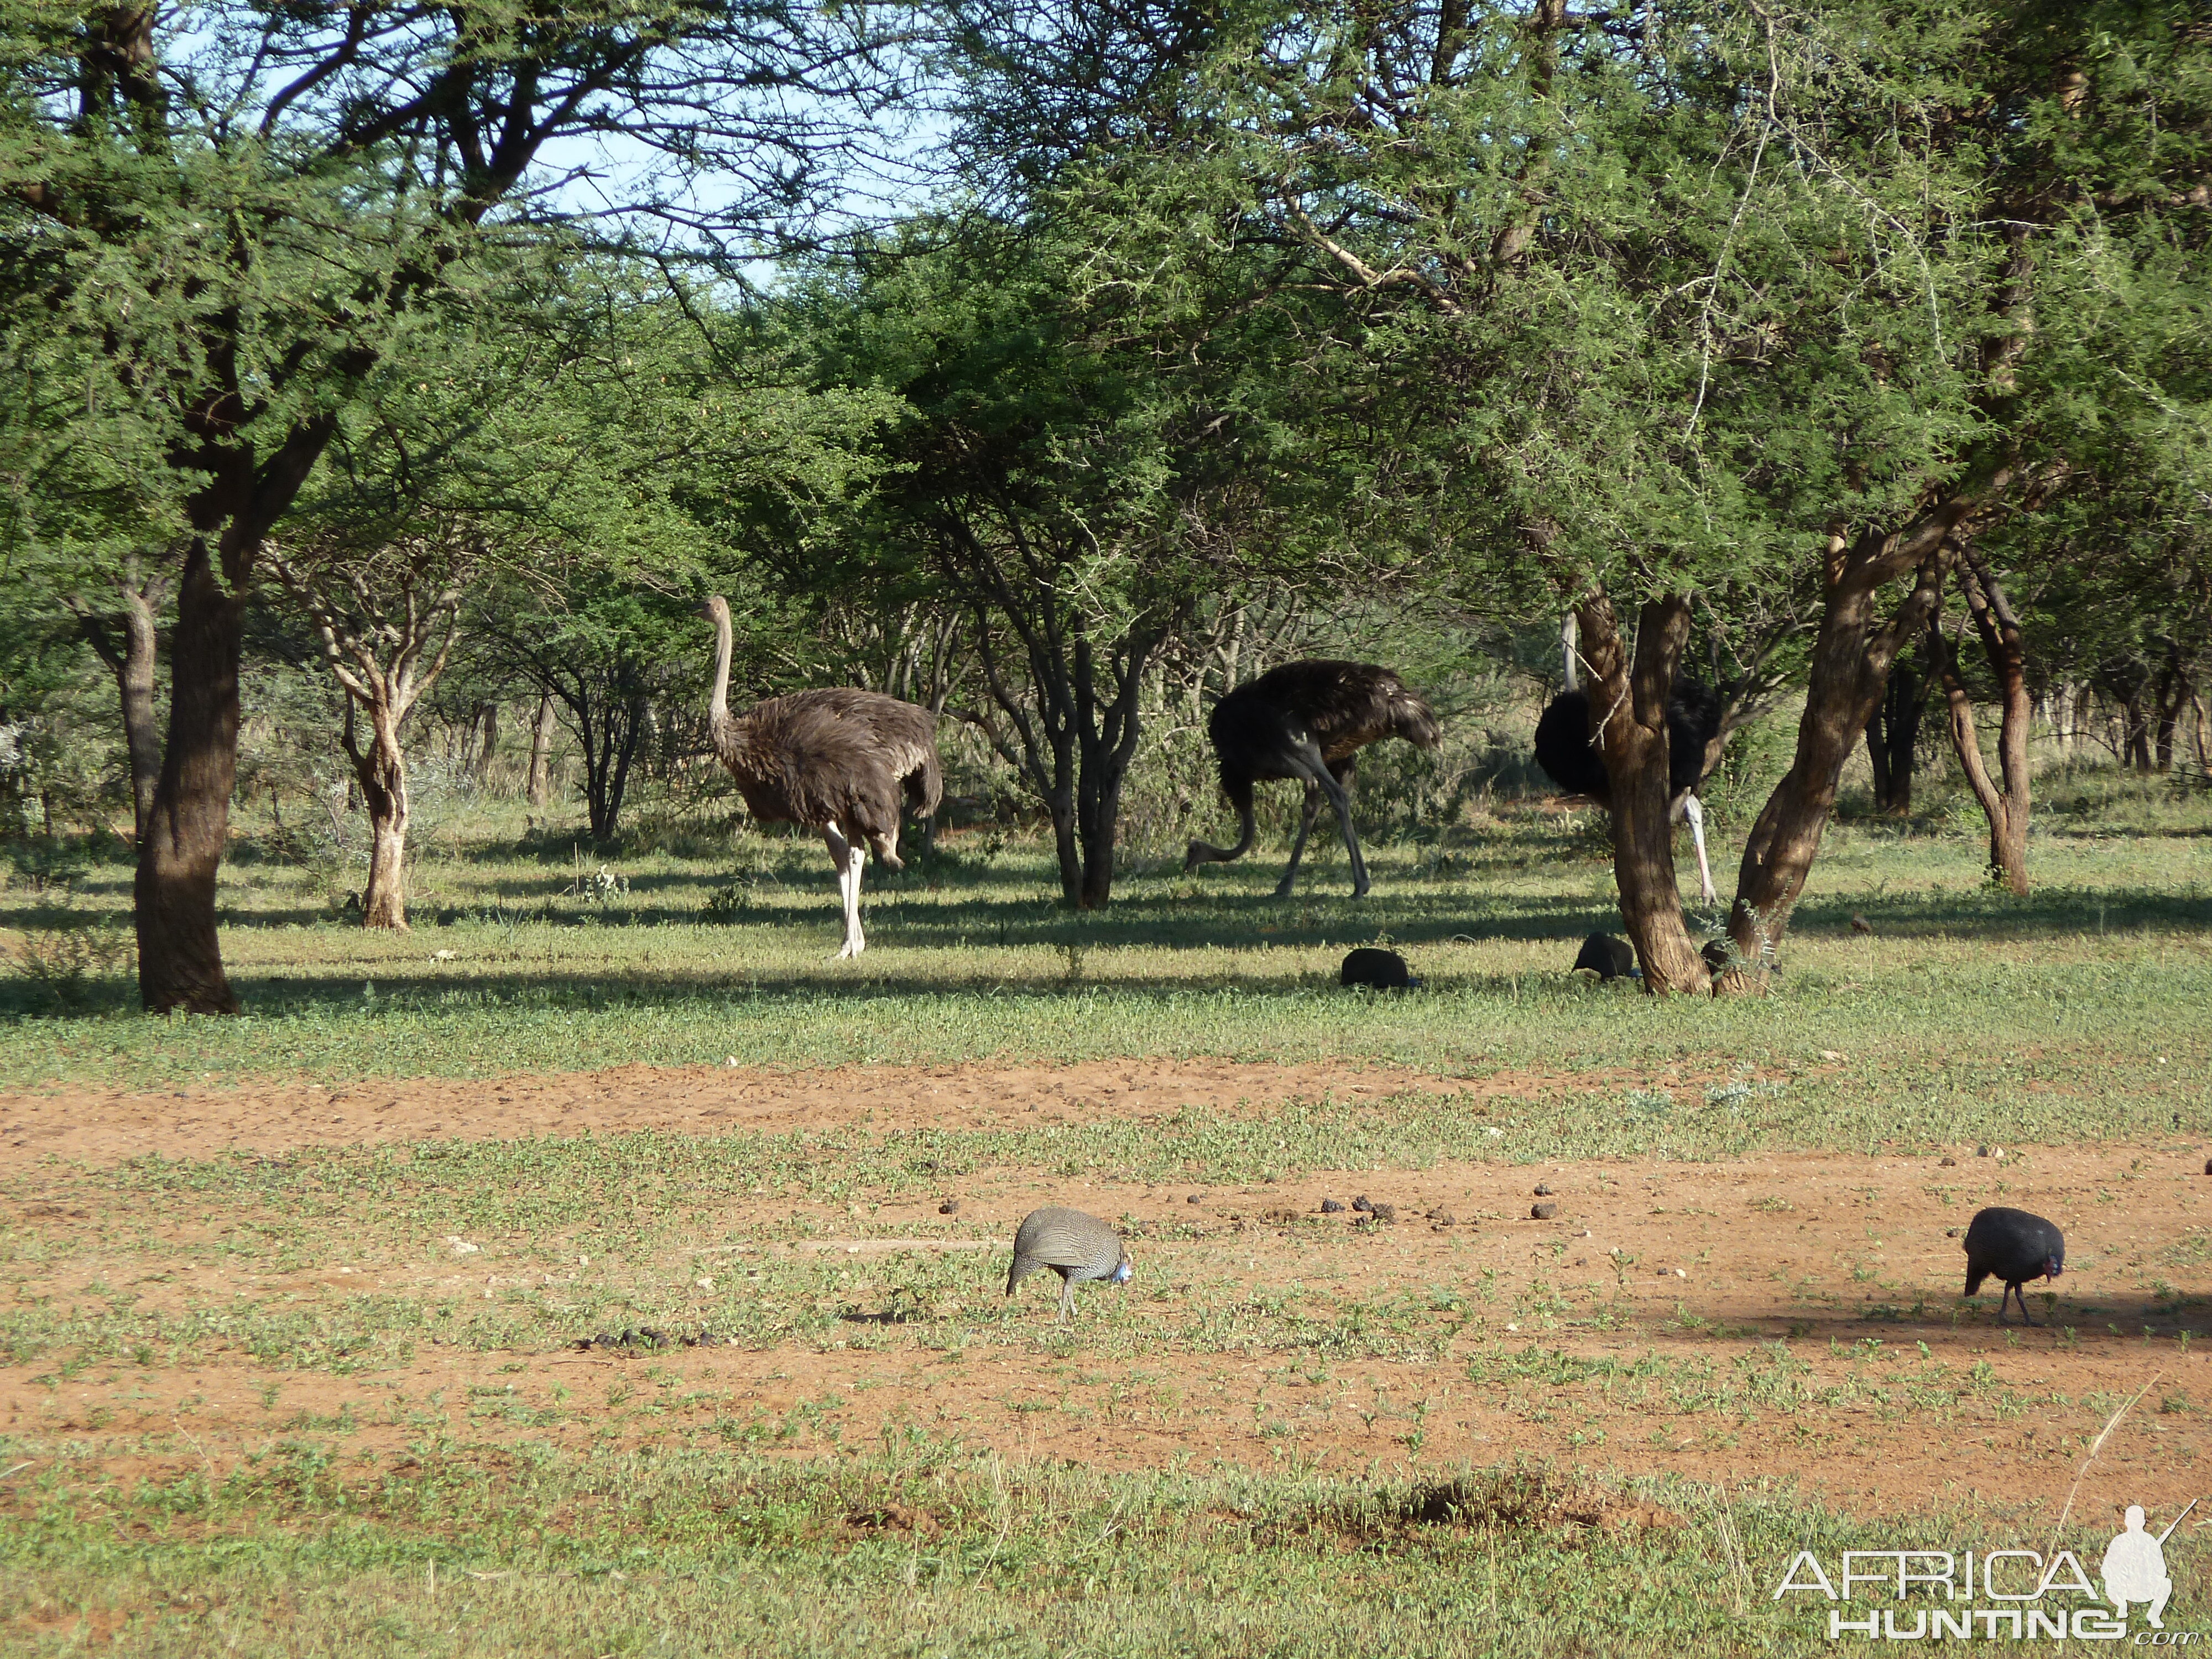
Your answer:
1027;0;2210;989
271;534;469;927
2;0;905;1011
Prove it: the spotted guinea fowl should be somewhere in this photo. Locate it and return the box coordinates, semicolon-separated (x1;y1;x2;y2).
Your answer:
1006;1207;1131;1322
1963;1206;2065;1326
1573;932;1638;981
1340;947;1418;990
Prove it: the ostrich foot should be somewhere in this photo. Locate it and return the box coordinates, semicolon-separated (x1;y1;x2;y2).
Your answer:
836;936;866;960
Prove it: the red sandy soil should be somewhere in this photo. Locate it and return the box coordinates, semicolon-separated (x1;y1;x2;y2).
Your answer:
0;1057;1494;1166
3;1060;2208;1527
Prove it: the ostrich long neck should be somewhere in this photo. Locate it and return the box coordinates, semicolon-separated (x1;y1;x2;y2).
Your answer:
707;605;736;748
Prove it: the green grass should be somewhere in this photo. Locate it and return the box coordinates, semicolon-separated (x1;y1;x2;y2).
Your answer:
3;1441;2191;1656
3;772;2209;1096
4;770;2211;1652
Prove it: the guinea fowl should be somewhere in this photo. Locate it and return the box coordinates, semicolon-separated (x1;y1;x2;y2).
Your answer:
1962;1206;2065;1326
1005;1207;1131;1323
698;595;941;958
1186;660;1441;898
1340;947;1418;990
1533;681;1724;904
1572;932;1639;981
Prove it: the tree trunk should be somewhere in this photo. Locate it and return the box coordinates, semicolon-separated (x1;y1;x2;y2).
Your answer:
1722;509;1971;990
1864;650;1927;817
72;566;170;842
526;691;556;806
134;537;247;1013
472;701;499;782
1957;550;2032;893
346;708;413;930
1930;609;2030;897
1575;591;1709;997
581;693;647;840
2153;649;2188;774
1071;628;1158;909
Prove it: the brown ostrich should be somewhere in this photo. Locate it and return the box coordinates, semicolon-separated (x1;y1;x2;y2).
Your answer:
1184;659;1441;898
700;595;942;957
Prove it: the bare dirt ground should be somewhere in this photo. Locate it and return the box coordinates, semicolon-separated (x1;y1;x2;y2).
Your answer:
0;1056;1495;1165
6;1061;2210;1525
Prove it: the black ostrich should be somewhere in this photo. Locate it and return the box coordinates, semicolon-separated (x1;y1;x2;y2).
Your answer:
1533;680;1725;904
1185;660;1441;898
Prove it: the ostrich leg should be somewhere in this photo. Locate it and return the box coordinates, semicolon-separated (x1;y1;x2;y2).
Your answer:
1274;783;1327;897
1681;794;1716;905
824;823;867;958
1293;744;1369;898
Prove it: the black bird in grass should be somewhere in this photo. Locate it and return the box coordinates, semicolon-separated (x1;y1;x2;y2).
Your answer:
1963;1206;2065;1325
1340;947;1419;990
1186;660;1441;898
1573;932;1639;981
1533;681;1724;903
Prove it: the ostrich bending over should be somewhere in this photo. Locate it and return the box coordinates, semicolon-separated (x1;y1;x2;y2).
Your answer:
1533;679;1724;904
700;596;942;958
1184;660;1441;898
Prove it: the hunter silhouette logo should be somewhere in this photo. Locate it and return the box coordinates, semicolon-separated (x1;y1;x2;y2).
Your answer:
2104;1500;2193;1630
1773;1499;2199;1641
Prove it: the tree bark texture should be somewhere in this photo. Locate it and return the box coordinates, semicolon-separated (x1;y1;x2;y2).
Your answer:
134;536;251;1013
71;564;170;842
1864;651;1927;817
527;692;556;806
1933;550;2032;894
1721;497;1989;990
346;706;414;930
1574;590;1710;997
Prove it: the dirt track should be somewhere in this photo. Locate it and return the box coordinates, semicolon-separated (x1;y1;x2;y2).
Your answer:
5;1060;2211;1521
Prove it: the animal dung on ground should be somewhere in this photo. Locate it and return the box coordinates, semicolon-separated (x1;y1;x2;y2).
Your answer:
1005;1207;1132;1323
1351;1196;1373;1213
1340;947;1418;990
1962;1206;2066;1327
1938;1156;1957;1167
1427;1207;1455;1227
1319;1198;1345;1214
1186;1193;1203;1205
1360;1202;1398;1224
1572;933;1638;981
1534;1183;1554;1197
577;1326;726;1353
938;1199;960;1215
1531;1202;1559;1220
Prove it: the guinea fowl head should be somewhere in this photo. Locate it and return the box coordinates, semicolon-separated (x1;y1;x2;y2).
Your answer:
1111;1256;1133;1286
2044;1251;2064;1281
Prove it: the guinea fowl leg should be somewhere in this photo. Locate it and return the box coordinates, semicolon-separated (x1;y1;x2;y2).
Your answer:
1682;793;1717;905
1057;1275;1075;1323
1275;783;1325;897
